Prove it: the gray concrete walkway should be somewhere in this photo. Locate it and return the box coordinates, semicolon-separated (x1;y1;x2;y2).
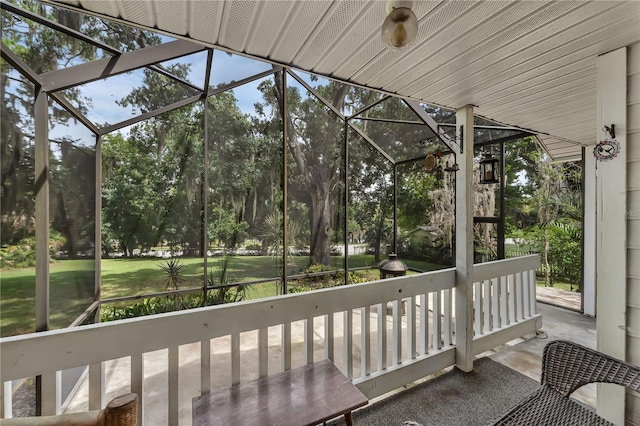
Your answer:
536;286;582;312
486;302;596;407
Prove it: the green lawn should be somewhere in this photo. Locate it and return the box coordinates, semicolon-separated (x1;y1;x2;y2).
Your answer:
1;254;449;337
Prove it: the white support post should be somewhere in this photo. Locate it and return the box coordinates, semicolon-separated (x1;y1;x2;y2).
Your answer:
596;46;627;425
455;105;475;372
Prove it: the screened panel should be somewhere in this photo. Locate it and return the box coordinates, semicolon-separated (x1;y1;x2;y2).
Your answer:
4;0;163;54
348;129;394;270
158;50;210;90
288;70;346;117
206;73;284;299
0;63;37;337
285;73;346;287
419;103;456;125
349;98;443;163
474;222;498;264
100;103;204;305
1;7;114;73
350;118;440;164
396;159;454;270
48;100;96;330
209;51;274;90
58;67;201;128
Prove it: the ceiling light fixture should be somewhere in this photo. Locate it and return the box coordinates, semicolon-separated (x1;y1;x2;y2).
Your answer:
381;1;418;50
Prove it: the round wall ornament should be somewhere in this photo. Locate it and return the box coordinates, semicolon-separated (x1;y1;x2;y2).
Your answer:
424;154;437;172
593;139;621;162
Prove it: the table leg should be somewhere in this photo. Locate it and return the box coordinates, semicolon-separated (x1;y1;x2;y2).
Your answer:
344;411;354;426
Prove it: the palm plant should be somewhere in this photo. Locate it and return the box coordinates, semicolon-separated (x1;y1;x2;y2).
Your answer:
159;258;186;291
207;256;248;305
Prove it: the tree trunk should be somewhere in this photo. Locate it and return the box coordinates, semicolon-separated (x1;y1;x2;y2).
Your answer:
308;186;331;265
543;229;550;287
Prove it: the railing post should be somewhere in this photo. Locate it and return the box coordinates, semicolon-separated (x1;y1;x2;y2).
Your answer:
455;105;474;372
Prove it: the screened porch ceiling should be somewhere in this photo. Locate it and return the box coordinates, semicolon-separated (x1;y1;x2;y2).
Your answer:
38;1;640;161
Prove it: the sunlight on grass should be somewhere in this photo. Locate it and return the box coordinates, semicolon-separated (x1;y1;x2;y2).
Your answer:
1;254;449;337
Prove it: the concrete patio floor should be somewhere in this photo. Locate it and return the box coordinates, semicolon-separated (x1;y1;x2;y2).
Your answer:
486;301;596;408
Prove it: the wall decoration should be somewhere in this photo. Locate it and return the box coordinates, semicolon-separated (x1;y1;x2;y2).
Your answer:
593;139;621;162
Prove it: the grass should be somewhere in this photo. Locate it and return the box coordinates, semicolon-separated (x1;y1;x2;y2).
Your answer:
535;279;578;292
0;254;449;337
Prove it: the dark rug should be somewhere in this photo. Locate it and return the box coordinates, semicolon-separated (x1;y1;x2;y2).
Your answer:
329;357;540;426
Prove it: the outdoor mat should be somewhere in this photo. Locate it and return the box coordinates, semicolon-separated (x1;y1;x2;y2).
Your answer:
328;357;540;426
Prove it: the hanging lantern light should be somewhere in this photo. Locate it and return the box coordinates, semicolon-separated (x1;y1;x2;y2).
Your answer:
479;153;499;184
381;2;418;50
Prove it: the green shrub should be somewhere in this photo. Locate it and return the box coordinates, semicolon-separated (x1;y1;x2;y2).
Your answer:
288;264;369;293
0;231;66;268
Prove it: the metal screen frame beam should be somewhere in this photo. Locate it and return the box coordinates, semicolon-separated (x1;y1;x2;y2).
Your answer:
405;99;456;153
1;42;42;86
41;40;205;92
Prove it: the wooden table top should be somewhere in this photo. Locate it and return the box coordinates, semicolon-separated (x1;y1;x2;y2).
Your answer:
192;359;368;426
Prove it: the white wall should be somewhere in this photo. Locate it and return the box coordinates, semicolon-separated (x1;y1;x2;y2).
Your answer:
596;46;628;425
626;41;640;426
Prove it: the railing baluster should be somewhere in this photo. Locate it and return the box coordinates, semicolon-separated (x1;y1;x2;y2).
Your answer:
2;380;12;418
259;327;269;376
419;294;427;355
304;319;313;365
473;282;482;336
200;340;210;394
432;291;441;350
168;346;179;426
88;362;104;410
393;299;402;365
500;275;508;327
231;333;240;385
409;296;417;358
39;372;60;415
361;306;371;377
443;289;452;346
282;323;292;371
344;310;353;378
324;315;334;362
508;274;516;323
515;272;523;320
131;354;144;426
522;272;531;318
483;280;491;333
491;278;500;330
377;303;386;371
529;270;537;314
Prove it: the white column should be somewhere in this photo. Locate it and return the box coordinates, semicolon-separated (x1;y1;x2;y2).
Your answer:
455;105;475;372
583;147;596;317
596;46;627;425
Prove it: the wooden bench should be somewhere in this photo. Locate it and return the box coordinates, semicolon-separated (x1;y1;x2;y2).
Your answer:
488;340;640;425
192;359;368;426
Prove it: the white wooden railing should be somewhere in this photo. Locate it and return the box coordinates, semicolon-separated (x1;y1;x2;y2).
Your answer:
0;256;540;425
472;255;541;355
